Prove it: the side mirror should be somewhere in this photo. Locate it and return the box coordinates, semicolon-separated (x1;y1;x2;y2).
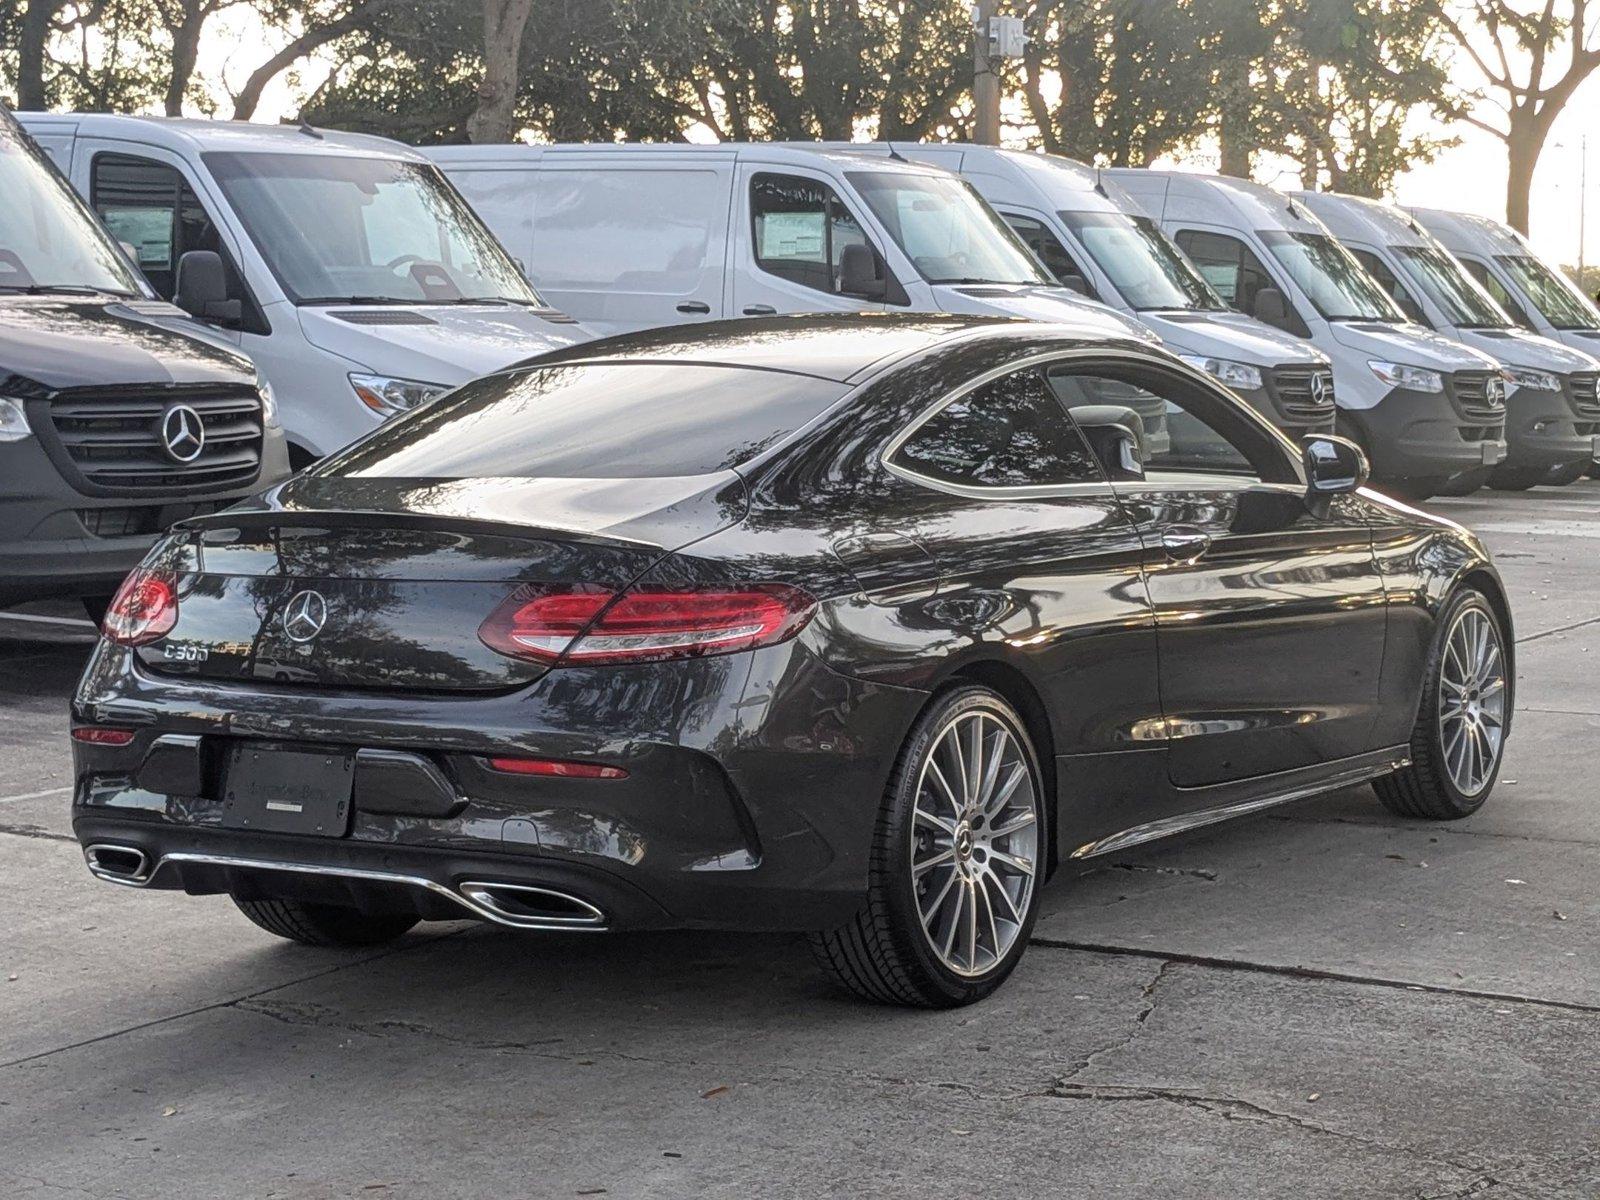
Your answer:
1060;272;1090;297
1252;286;1291;330
1302;433;1368;510
1398;295;1428;325
839;243;887;301
174;250;241;325
1073;404;1147;481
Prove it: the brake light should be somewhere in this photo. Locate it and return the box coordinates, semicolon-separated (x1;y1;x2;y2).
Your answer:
486;756;628;779
478;583;816;665
102;568;178;646
71;727;136;746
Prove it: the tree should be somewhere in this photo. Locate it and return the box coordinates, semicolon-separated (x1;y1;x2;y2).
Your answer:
465;0;535;141
231;0;401;120
1435;0;1600;232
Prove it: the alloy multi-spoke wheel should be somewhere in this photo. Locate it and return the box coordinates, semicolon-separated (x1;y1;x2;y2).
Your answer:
1376;588;1512;820
810;686;1047;1007
1437;606;1507;797
910;711;1038;977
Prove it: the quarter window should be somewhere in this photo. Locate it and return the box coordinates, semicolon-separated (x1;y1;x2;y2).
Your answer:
1460;257;1533;328
1002;214;1095;296
891;369;1102;489
751;172;872;295
1348;247;1426;323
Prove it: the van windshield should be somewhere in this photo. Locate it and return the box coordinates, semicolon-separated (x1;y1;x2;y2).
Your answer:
1059;210;1225;311
1494;253;1600;330
1259;230;1402;321
847;170;1052;286
204;151;541;306
0;119;142;297
1391;244;1510;328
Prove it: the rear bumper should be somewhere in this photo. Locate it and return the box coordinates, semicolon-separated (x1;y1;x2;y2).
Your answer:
68;636;928;933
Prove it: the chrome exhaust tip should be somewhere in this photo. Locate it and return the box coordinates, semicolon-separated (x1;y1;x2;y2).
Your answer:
84;844;152;886
457;881;607;930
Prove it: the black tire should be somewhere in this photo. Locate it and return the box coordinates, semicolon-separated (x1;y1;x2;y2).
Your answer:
1374;588;1510;820
809;686;1046;1008
1488;466;1545;492
232;896;419;946
1542;461;1589;487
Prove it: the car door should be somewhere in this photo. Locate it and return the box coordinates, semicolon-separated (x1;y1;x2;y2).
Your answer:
732;164;891;319
1048;358;1387;790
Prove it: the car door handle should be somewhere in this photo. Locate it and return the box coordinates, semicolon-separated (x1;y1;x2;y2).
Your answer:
676;301;711;314
743;304;777;316
1160;527;1212;561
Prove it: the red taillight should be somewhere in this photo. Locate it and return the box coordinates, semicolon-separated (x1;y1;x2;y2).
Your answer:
486;756;628;779
478;583;816;666
102;568;178;646
71;727;135;746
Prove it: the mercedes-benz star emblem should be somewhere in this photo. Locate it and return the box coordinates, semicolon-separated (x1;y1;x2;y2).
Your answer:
1310;371;1332;406
1486;376;1507;407
281;589;329;644
160;404;205;464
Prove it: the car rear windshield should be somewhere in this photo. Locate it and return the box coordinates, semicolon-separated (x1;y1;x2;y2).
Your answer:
326;362;851;479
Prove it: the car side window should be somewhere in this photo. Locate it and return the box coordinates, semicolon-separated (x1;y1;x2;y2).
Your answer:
1349;247;1426;322
890;367;1103;490
751;172;872;295
1175;229;1274;313
1002;214;1095;297
92;153;224;299
1047;365;1287;483
1460;257;1533;327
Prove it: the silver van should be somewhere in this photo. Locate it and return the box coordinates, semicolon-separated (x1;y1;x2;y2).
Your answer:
1299;191;1599;489
1108;170;1508;499
19;114;588;462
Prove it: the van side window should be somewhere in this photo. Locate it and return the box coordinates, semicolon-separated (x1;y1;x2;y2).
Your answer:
890;368;1102;490
1002;214;1095;296
1349;248;1426;323
1460;257;1533;328
90;152;263;332
1173;229;1275;313
751;172;870;295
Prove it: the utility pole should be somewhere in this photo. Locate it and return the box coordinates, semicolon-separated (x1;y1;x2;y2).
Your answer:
973;1;1000;145
1580;133;1588;281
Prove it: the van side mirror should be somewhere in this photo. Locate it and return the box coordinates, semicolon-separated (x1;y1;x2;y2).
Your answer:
1060;271;1090;296
1252;286;1291;330
1398;295;1428;324
1302;433;1368;511
839;243;887;301
1073;404;1147;481
174;250;241;325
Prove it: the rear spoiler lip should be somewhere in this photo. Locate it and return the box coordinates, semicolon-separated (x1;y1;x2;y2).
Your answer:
169;506;664;555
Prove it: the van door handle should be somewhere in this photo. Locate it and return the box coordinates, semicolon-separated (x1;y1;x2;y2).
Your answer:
676;301;711;314
743;304;777;316
1160;527;1212;561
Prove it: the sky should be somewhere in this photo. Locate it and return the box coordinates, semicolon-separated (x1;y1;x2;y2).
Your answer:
211;9;1600;270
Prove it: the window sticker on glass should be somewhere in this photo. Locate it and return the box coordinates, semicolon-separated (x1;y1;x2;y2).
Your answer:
99;207;173;269
759;212;827;262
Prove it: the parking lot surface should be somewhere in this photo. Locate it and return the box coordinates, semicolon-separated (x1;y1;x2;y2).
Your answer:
3;482;1598;1199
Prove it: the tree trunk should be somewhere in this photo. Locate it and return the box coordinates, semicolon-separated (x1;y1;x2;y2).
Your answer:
16;0;61;109
466;0;536;143
164;3;207;116
232;5;375;120
1504;110;1545;236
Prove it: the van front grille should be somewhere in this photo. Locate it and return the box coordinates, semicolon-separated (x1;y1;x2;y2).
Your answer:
1566;372;1600;420
45;386;264;495
1270;367;1336;428
1447;370;1505;423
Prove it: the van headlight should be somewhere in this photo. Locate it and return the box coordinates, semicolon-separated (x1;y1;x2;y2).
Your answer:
1178;355;1263;391
1368;361;1444;394
257;380;280;428
0;397;31;443
1502;366;1560;393
349;373;451;416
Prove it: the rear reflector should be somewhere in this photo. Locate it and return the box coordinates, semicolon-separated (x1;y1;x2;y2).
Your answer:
102;568;178;647
479;583;816;666
486;756;628;780
72;727;136;746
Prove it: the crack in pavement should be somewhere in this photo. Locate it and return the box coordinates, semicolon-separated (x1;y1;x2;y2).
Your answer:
1267;810;1600;850
1059;958;1173;1081
1103;862;1219;881
1516;613;1600;644
0;823;74;843
1026;938;1600;1016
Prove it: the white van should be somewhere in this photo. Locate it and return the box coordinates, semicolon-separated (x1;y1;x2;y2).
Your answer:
425;143;1161;346
1109;170;1508;498
1298;191;1599;489
19;114;588;462
1410;207;1600;357
821;144;1338;438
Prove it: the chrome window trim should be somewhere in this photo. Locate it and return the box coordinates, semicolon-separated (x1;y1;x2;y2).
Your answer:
880;346;1297;502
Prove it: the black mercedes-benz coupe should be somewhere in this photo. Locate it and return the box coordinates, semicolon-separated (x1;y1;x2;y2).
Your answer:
70;315;1513;1007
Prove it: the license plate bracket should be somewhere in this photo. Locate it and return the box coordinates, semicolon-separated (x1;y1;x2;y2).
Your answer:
222;745;354;837
1481;441;1505;465
1591;435;1600;464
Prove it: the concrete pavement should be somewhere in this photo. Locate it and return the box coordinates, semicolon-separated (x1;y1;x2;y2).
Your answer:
3;482;1598;1198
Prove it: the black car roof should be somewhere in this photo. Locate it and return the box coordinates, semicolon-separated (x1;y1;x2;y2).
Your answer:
508;314;1064;383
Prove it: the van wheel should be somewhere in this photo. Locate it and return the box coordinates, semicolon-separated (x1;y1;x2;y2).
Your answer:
1374;588;1510;820
809;686;1045;1007
1489;467;1544;491
232;896;419;946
